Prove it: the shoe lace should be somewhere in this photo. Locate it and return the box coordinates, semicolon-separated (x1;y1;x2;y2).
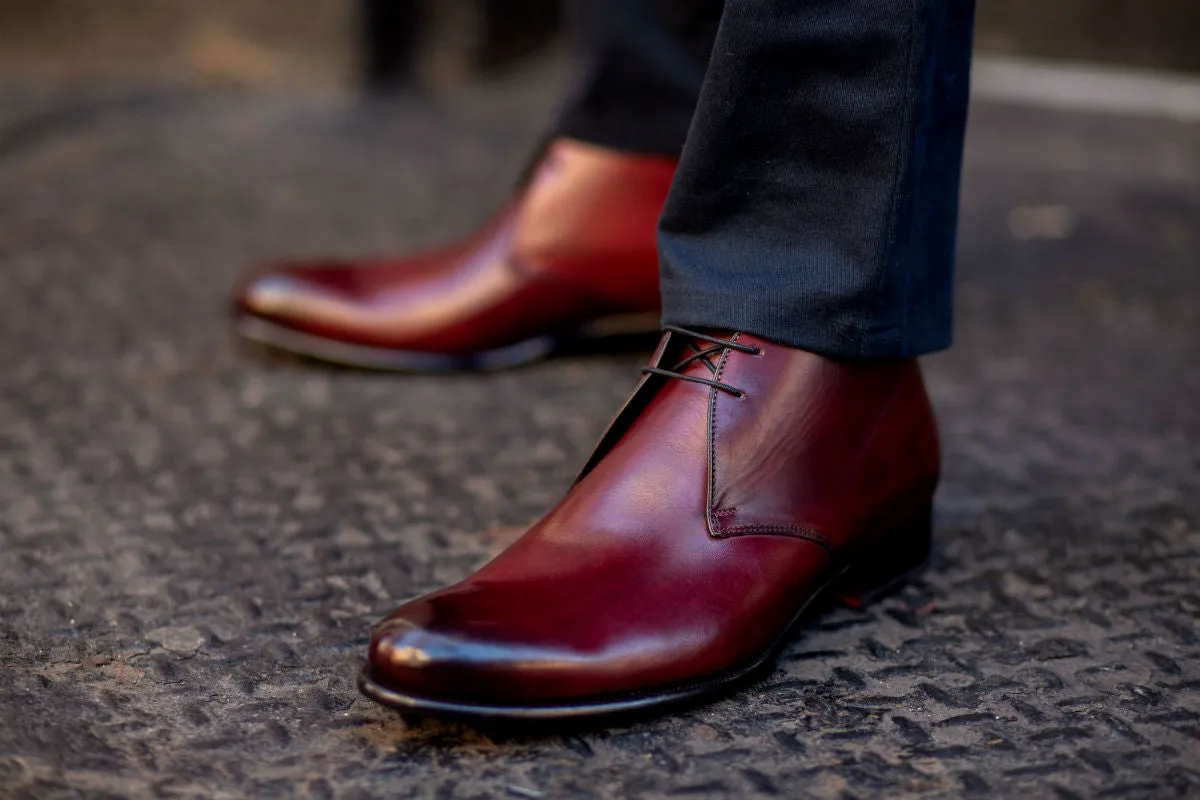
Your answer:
641;326;761;398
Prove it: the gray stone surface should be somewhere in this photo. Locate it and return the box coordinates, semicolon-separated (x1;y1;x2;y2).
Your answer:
0;69;1198;798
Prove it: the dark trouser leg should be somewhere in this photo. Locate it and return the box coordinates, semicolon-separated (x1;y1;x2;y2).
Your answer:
553;0;724;156
658;0;976;358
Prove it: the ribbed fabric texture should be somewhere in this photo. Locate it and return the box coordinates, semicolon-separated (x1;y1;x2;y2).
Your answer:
658;0;975;359
552;0;974;359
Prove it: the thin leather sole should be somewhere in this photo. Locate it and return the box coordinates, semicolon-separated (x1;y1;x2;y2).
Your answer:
358;528;932;721
234;312;660;373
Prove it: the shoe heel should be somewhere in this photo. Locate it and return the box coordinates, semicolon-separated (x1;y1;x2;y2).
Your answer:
837;505;933;609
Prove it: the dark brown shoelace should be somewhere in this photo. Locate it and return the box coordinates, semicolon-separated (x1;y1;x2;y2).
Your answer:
641;326;761;398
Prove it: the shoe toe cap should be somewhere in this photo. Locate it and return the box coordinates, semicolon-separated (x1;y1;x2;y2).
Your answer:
235;263;356;321
366;604;551;707
237;271;306;319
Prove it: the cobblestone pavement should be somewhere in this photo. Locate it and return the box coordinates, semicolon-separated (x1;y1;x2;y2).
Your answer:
0;69;1197;799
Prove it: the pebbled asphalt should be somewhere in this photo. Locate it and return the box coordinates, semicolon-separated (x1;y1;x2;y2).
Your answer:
0;66;1198;799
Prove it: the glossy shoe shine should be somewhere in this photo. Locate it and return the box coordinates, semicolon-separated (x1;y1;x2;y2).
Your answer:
361;327;941;718
233;139;675;371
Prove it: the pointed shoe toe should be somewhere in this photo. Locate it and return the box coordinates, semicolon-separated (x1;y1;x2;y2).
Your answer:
235;264;347;321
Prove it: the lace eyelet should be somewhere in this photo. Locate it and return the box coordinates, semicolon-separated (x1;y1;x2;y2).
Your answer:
649;327;756;399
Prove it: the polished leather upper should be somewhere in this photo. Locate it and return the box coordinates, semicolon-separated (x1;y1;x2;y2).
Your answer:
368;331;940;706
235;139;675;354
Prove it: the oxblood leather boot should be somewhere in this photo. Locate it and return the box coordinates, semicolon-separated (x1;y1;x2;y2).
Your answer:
361;327;941;718
232;139;675;371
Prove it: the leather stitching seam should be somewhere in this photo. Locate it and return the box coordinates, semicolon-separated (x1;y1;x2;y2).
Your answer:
718;524;837;551
705;336;837;553
706;333;738;540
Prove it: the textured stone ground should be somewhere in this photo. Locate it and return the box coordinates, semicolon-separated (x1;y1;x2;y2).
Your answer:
0;69;1197;799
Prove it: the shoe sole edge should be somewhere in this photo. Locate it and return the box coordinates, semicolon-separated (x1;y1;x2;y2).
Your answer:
234;312;661;373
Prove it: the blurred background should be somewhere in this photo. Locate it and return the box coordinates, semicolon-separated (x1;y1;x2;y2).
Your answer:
1;3;1198;799
0;0;1197;89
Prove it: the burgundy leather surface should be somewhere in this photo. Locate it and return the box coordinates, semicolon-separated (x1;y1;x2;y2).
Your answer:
234;139;675;354
367;331;941;707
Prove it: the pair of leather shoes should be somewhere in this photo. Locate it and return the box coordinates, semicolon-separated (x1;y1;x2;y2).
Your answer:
233;139;941;720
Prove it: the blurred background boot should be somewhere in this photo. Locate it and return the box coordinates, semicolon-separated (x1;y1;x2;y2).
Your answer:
233;139;675;371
